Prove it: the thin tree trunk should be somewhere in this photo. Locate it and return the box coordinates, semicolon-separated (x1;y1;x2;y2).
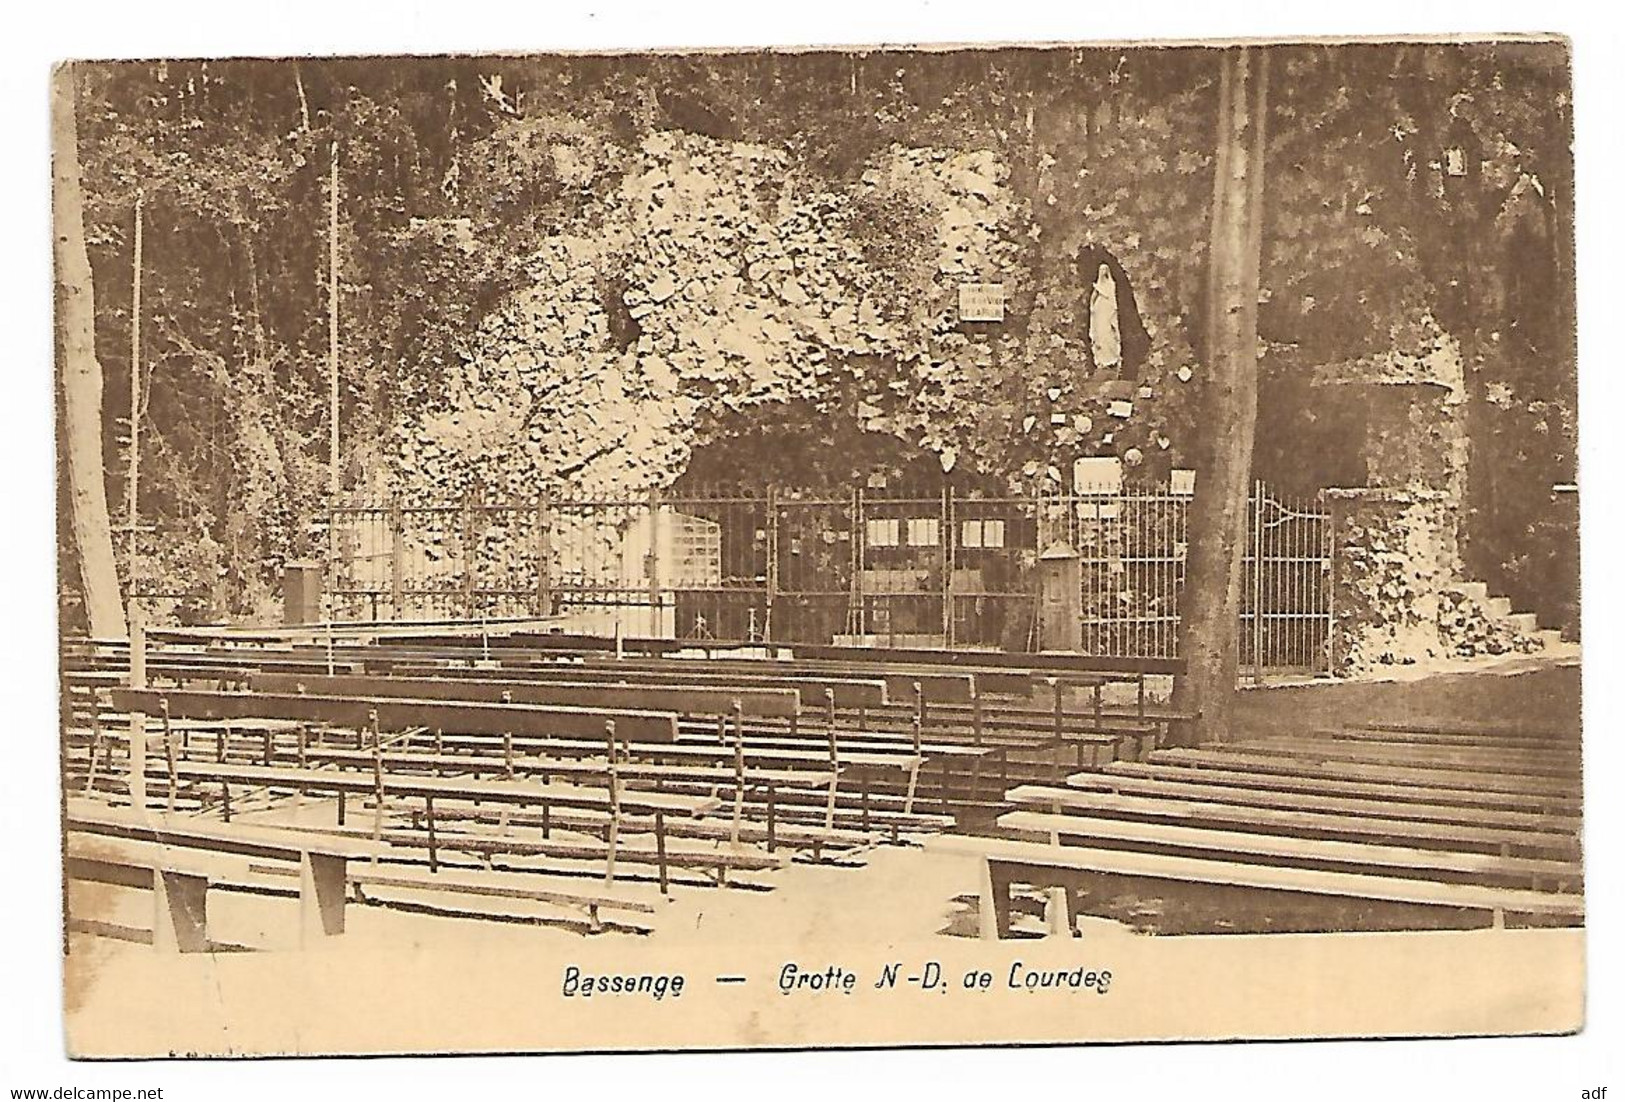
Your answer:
53;62;128;639
1173;47;1268;744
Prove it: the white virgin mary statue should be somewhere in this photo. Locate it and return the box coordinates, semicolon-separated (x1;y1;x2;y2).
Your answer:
1089;262;1122;374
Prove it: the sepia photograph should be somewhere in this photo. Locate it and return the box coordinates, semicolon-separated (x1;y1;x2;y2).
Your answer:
31;12;1602;1074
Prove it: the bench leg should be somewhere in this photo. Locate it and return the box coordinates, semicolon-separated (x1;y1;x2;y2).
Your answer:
152;869;209;954
978;858;1000;941
128;712;148;810
980;860;1017;940
425;796;438;874
655;811;670;897
1044;885;1073;939
300;852;348;942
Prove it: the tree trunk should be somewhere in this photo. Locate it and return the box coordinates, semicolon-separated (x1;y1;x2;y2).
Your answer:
53;62;128;639
1172;47;1268;744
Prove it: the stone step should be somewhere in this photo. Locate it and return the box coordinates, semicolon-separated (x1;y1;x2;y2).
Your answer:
1484;595;1513;618
1507;612;1540;634
1538;629;1565;649
1451;581;1490;603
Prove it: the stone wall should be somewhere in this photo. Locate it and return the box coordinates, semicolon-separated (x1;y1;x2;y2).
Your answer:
1326;487;1460;673
1311;322;1541;675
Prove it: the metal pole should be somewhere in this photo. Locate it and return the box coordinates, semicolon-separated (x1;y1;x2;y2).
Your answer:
389;498;404;621
1324;492;1338;675
1252;481;1265;685
536;492;553;617
327;142;341;499
765;486;778;643
127;191;143;558
648;488;662;638
461;490;476;619
942;483;954;646
853;487;866;636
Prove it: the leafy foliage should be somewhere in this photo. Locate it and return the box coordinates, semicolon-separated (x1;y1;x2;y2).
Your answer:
71;45;1574;622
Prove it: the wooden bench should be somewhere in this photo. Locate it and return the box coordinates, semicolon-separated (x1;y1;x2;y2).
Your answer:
141;758;718;818
280;742;834;791
385;661;892;710
571;655;975;705
338;865;660;933
66;801;368;947
1110;760;1579;817
1149;748;1580;800
1010;783;1580;860
247;672;802;721
1229;736;1582;778
1352;721;1579;747
1077;767;1583;837
927;834;1585;939
67;834;229;953
111;687;681;743
995;808;1582;889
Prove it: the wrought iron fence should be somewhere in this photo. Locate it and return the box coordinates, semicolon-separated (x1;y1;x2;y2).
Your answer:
323;480;1333;673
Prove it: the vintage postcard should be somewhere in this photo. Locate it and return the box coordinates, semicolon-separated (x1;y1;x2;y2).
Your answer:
52;36;1583;1057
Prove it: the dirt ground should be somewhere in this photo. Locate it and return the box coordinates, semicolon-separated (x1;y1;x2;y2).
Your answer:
1236;653;1581;738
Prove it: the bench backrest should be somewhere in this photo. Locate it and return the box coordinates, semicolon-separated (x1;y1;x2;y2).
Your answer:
248;672;801;719
110;687;681;742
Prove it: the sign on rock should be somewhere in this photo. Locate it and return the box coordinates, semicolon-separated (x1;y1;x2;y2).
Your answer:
958;283;1005;322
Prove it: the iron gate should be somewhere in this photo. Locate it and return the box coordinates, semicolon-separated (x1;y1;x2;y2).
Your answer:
326;481;1333;673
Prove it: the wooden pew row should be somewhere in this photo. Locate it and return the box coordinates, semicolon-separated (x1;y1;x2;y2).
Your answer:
1148;747;1579;803
374;729;956;832
235;787;839;882
95;653;1131;806
427;629;1185;679
247;671;802;721
314;864;660;934
70;805;669;934
432;644;1113;703
80;630;1184;687
69;653;366;678
99;646;1148;762
1356;718;1579;742
258;642;929;702
368;824;783;877
77;697;1026;823
271;742;835;792
1067;770;1581;845
379;661;892;710
430;802;880;855
111;687;682;743
316;864;659;936
504;654;979;705
131;757;726;893
343;648;1166;750
372;661;1141;774
995;810;1580;889
928;834;1584;939
65;801;368;948
1227;736;1582;778
1005;785;1579;860
67;835;233;953
214;638;1135;711
242;671;994;779
111;715;943;851
1126;757;1579;815
1320;722;1581;749
1320;728;1579;755
163;720;910;780
1000;784;1582;876
139;758;719;818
